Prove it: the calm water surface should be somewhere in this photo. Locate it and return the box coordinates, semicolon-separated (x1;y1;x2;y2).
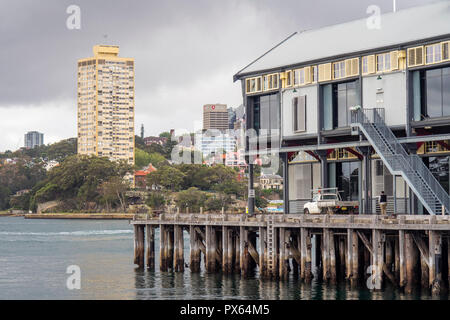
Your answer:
0;217;447;300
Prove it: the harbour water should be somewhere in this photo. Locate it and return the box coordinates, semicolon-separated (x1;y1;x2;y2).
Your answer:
0;217;447;300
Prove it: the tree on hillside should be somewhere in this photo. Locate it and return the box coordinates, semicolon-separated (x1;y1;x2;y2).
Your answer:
134;135;147;150
135;148;152;168
146;165;185;191
175;187;207;212
0;160;47;210
9;138;77;161
98;176;129;212
29;155;132;211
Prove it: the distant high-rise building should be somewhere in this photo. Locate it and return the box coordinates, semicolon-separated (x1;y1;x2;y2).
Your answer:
203;104;228;131
227;107;236;129
24;131;44;149
77;45;135;164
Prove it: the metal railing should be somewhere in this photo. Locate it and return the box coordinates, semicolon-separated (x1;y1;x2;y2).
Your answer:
351;108;449;215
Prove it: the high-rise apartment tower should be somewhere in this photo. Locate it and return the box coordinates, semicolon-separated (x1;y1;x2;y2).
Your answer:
77;45;135;164
24;131;44;149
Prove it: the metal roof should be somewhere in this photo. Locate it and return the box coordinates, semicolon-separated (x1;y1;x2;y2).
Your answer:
234;1;450;79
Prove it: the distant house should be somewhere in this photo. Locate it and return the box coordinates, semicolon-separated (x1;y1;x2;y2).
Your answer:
135;164;157;189
144;136;168;146
44;160;60;171
259;174;283;190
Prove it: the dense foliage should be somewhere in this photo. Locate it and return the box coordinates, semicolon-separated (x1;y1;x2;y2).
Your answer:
28;155;132;211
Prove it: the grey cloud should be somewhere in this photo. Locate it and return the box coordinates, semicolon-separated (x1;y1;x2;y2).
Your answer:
0;0;440;151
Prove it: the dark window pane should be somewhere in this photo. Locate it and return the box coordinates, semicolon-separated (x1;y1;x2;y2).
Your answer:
260;95;270;131
350;162;359;201
426;69;442;117
323;84;333;130
270;94;279;131
429;156;449;193
337;85;347;127
443;70;450;116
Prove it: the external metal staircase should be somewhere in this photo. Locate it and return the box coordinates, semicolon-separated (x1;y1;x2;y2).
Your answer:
351;108;450;215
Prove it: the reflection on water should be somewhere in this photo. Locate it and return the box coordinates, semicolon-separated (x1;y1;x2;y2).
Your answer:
132;268;448;300
0;217;448;300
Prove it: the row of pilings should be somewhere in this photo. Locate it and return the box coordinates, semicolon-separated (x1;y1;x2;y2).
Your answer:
133;224;450;295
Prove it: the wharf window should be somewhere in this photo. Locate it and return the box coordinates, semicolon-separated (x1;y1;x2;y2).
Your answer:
251;93;279;135
426;43;442;64
292;95;306;132
293;68;305;86
413;67;450;119
408;46;424;67
245;77;262;94
286;70;293;87
427;156;450;193
327;162;359;201
321;80;359;130
318;63;332;82
263;73;279;91
312;66;318;83
333;61;346;79
345;58;359;77
443;41;450;61
293;68;312;86
376;52;391;72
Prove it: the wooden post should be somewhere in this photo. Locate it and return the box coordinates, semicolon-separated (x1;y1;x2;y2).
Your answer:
329;230;337;284
394;237;400;283
351;230;359;286
240;227;249;277
279;228;286;280
399;230;406;288
448;237;450;290
292;231;300;278
371;229;384;290
405;232;418;294
301;228;312;283
146;225;155;270
259;227;267;278
249;232;257;272
315;234;322;281
420;253;429;288
339;236;346;279
322;229;330;282
429;231;442;295
346;229;352;281
174;225;184;272
167;227;174;271
206;225;216;273
386;238;393;273
222;226;229;273
159;224;168;272
234;230;240;274
189;225;201;272
273;227;279;279
285;229;291;279
134;225;145;268
133;225;138;265
227;227;234;274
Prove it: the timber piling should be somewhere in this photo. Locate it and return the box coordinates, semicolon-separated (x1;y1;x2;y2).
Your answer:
131;213;450;294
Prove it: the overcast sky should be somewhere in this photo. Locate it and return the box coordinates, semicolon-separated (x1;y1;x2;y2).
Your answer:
0;0;441;152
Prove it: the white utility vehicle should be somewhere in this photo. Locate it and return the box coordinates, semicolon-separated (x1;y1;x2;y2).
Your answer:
303;188;359;214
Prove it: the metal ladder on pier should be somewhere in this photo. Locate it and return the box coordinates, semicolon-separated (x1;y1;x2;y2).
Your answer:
267;216;275;274
351;108;450;215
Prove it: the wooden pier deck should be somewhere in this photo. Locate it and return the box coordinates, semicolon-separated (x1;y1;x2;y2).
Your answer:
130;213;450;295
